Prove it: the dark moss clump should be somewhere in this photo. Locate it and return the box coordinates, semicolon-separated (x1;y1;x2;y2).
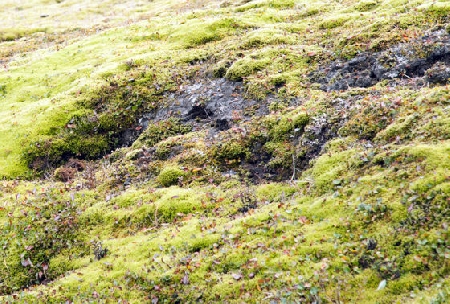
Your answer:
210;140;250;166
252;113;310;175
25;134;109;171
265;114;310;140
212;60;232;78
207;113;310;179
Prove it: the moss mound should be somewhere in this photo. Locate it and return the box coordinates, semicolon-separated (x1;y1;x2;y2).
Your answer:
158;166;187;187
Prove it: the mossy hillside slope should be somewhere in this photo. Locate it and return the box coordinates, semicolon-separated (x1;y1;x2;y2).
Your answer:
1;138;449;302
1;0;449;177
0;0;227;178
0;0;449;303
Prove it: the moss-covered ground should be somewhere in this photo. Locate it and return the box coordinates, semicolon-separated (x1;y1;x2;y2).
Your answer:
0;0;449;302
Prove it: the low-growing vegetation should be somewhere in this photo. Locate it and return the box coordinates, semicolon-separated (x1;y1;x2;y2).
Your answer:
0;0;449;302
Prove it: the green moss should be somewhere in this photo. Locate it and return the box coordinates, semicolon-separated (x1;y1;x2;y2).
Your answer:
256;183;296;202
0;191;88;294
188;234;220;253
309;149;355;193
266;113;310;140
0;28;46;41
154;141;174;160
225;56;272;81
210;140;250;165
353;0;379;12
133;118;192;149
2;0;450;302
402;143;450;170
319;17;349;29
234;1;265;12
171;18;241;48
421;2;450;17
267;0;295;9
240;28;295;49
158;166;187;187
376;113;418;142
156;188;204;221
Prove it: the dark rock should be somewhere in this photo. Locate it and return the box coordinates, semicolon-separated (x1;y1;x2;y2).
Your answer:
139;78;268;131
93;242;108;260
187;105;213;120
425;62;450;84
214;119;229;131
367;239;377;250
237;202;257;213
358;254;374;269
310;29;450;91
